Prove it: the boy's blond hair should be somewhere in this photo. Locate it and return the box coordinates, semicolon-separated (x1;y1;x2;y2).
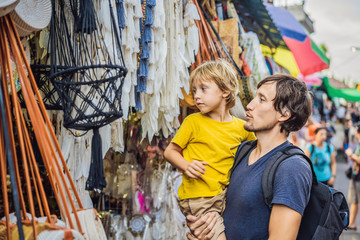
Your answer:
189;58;238;109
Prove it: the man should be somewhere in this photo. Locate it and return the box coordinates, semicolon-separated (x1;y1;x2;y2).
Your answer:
186;74;313;240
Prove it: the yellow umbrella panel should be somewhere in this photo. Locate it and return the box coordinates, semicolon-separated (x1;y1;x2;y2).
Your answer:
261;44;300;77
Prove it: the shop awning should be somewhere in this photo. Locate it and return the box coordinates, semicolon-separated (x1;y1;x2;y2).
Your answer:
264;3;329;77
232;0;288;50
323;77;360;102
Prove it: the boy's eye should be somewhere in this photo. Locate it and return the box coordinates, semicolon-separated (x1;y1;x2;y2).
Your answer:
201;87;206;91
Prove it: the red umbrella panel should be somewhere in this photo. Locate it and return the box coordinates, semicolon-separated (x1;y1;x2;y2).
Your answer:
283;36;329;76
264;3;330;76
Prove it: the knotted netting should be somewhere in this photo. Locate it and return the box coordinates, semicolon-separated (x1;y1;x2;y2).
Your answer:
50;0;127;131
49;0;127;191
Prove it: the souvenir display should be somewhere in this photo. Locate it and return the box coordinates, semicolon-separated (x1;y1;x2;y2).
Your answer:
0;0;289;239
0;0;19;17
10;0;51;36
0;12;106;239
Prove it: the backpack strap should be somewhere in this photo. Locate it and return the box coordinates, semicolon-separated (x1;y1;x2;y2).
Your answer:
326;143;331;154
310;144;315;157
231;140;257;174
262;145;317;208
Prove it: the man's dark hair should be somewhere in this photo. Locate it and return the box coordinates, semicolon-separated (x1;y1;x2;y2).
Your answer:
257;74;313;136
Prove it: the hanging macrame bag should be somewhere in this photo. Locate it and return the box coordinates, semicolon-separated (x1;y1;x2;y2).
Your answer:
49;0;127;191
50;0;127;131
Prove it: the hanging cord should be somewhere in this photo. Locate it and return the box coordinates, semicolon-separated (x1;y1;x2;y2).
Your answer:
5;13;84;232
199;4;245;77
201;0;217;19
0;80;25;239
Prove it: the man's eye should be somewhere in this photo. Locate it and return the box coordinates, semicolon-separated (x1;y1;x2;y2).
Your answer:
260;98;265;102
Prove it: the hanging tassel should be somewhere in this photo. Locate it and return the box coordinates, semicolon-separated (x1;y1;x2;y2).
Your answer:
115;0;126;29
73;0;97;34
86;128;107;191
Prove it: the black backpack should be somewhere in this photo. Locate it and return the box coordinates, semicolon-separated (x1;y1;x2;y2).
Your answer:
233;140;349;240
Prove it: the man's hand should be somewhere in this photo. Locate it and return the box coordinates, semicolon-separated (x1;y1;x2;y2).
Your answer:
185;160;208;179
186;213;217;240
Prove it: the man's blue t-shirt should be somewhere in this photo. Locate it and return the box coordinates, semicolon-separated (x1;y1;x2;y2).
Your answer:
223;141;312;240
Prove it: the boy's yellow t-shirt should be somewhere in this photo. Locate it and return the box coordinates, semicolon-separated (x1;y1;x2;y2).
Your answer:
171;113;256;200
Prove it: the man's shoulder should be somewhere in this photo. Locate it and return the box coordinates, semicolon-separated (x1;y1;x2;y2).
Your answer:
278;154;312;177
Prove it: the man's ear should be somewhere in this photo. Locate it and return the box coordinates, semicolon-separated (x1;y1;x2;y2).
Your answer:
279;109;291;122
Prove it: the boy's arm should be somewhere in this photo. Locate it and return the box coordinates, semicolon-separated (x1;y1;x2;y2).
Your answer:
164;142;207;179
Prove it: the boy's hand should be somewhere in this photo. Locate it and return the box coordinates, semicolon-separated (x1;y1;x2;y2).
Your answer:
185;160;208;179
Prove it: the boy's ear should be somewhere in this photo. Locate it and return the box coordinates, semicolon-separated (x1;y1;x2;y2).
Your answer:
222;91;230;98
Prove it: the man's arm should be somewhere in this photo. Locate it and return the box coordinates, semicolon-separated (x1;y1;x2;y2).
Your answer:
268;204;302;240
269;155;312;240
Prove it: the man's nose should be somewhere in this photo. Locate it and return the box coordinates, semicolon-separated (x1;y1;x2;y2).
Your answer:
246;99;255;110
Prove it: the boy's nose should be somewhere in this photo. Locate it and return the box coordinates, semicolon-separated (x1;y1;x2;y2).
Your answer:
194;91;200;99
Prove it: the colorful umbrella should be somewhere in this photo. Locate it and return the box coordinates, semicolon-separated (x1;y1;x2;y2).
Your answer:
263;3;329;77
323;77;360;102
297;73;323;86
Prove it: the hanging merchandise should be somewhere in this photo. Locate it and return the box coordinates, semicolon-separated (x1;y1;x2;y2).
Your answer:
135;0;156;111
49;0;127;191
17;29;63;110
211;18;242;74
238;30;269;109
140;0;172;142
121;0;142;120
241;31;269;83
220;2;267;113
0;0;19;18
28;64;62;110
0;13;109;239
140;0;189;140
10;0;51;37
183;1;200;65
201;0;217;20
0;78;24;239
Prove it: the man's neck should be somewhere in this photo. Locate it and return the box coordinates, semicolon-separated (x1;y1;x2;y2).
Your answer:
249;129;288;165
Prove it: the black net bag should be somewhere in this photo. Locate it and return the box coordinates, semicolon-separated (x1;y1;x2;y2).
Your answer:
51;64;126;131
18;64;63;110
50;0;127;191
50;0;127;130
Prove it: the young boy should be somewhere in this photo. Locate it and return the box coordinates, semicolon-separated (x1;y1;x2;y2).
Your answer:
164;59;256;240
